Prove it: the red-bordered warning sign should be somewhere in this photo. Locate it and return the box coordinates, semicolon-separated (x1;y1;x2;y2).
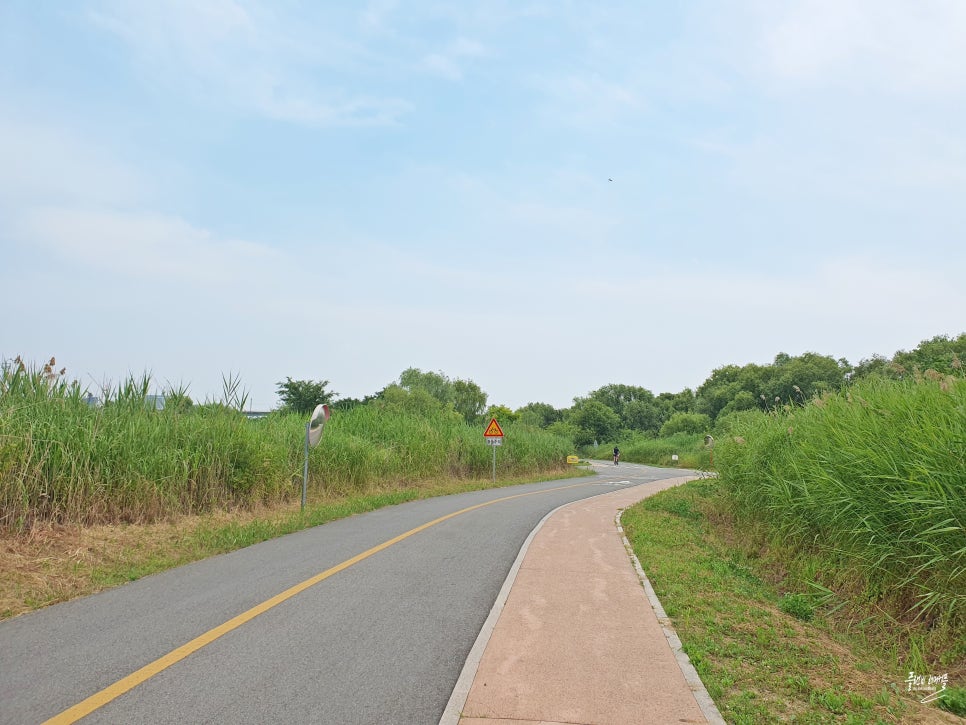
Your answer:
483;418;504;437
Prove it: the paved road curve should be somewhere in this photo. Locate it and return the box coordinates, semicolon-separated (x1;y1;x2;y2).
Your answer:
0;463;689;724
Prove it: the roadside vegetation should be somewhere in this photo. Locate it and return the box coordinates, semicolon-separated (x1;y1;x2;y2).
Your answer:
612;334;965;721
623;479;965;722
2;330;964;714
0;359;573;530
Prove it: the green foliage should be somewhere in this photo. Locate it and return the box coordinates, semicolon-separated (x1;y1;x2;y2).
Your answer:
656;389;697;415
515;402;561;428
395;368;488;424
569;399;621;445
659;412;711;437
485;404;517;423
716;373;966;625
621;399;663;434
452;378;487;424
779;593;815;621
588;383;654;414
853;333;966;381
375;384;452;418
331;397;365;412
546;420;580;442
585;383;665;435
939;686;966;716
695;352;849;423
399;368;453;405
0;361;573;529
275;377;335;415
716;389;757;419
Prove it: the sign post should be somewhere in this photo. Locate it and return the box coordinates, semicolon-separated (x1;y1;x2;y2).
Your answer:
303;404;330;512
483;418;504;483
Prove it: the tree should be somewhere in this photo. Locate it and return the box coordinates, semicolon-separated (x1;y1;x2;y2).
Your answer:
485;404;517;423
276;377;336;415
570;400;621;445
659;412;711;437
622;399;663;434
695;364;755;421
399;368;453;405
716;390;757;419
760;352;849;404
892;334;966;377
376;383;446;417
389;368;489;423
516;402;562;428
588;384;655;418
656;389;696;415
452;378;487;424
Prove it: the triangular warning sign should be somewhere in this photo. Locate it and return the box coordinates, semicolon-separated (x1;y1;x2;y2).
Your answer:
483;418;504;437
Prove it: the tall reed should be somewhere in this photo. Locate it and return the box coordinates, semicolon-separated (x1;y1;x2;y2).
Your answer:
0;362;572;529
716;372;965;624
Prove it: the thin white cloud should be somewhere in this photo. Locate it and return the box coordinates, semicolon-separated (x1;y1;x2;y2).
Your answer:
360;0;399;34
421;53;463;80
739;0;966;94
531;71;648;126
0;120;148;208
88;0;411;126
419;37;488;80
18;207;286;287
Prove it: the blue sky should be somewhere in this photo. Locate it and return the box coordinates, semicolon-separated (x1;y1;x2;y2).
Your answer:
2;1;964;411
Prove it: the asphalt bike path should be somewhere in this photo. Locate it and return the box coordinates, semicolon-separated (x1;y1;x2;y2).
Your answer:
1;465;688;724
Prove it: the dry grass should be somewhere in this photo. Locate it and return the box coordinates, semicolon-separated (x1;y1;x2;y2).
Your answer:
0;504;290;618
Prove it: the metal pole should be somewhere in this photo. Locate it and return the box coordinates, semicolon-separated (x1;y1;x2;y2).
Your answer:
302;421;309;512
492;444;496;483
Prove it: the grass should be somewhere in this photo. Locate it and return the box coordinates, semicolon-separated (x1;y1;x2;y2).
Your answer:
622;478;965;723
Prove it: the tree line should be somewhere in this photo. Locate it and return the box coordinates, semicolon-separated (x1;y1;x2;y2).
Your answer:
275;333;965;446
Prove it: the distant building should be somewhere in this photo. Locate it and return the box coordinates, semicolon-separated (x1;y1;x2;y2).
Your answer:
145;395;165;411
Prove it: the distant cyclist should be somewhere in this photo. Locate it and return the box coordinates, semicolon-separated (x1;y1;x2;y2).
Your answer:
613;446;620;465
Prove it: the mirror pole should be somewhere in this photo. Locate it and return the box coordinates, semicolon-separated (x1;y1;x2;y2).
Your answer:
302;421;310;512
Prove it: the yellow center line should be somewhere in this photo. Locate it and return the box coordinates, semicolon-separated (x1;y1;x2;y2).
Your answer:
44;481;593;724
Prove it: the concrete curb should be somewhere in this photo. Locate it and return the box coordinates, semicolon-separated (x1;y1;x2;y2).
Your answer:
616;508;726;725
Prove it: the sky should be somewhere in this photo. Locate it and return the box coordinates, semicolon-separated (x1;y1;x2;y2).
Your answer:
2;1;964;412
